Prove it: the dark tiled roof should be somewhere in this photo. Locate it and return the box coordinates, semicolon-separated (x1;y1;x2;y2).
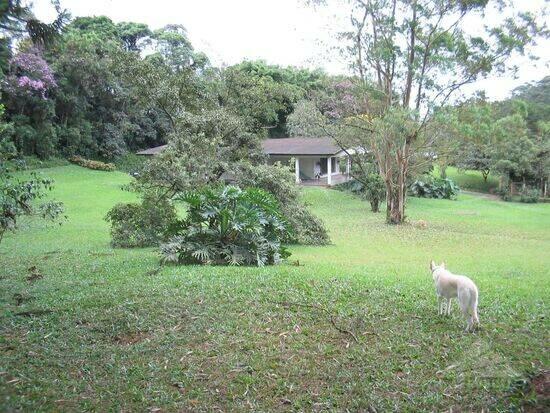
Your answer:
262;137;341;155
136;145;167;155
136;137;342;156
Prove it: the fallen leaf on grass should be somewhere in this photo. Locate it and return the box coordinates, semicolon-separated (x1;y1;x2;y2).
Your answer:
436;364;458;376
26;266;43;283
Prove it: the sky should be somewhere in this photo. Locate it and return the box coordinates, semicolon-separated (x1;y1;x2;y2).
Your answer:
33;0;549;101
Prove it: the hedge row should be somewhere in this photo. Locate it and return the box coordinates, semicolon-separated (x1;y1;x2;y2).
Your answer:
69;156;116;172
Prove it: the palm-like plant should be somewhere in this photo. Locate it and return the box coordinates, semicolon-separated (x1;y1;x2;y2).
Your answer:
160;185;291;266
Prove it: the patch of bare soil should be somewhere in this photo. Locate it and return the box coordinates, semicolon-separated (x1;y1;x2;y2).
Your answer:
113;331;149;346
462;190;501;201
526;370;550;412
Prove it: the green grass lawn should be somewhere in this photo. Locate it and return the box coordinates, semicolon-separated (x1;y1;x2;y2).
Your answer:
1;165;549;411
434;166;500;193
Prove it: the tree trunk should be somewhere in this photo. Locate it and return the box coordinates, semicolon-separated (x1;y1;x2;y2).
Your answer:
385;164;406;224
440;165;447;179
386;185;404;224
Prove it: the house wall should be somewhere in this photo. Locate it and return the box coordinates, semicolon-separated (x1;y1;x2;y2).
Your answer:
299;157;316;179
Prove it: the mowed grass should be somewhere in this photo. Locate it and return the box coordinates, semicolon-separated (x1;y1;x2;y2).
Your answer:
435;166;500;193
1;165;549;412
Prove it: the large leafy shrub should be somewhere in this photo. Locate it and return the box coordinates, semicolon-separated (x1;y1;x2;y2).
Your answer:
519;188;540;203
105;193;179;247
230;162;330;245
364;174;386;212
335;174;386;212
160;185;290;266
409;177;459;199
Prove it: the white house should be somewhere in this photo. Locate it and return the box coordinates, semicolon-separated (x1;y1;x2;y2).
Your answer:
262;137;351;186
137;137;352;186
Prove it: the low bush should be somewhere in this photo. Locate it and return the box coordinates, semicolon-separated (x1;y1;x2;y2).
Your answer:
409;177;459;199
519;188;540;203
495;187;513;201
105;193;179;248
69;155;116;171
229;162;330;245
496;187;540;203
160;185;290;266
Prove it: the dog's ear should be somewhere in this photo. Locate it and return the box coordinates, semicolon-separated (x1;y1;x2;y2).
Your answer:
441;261;446;269
430;260;436;271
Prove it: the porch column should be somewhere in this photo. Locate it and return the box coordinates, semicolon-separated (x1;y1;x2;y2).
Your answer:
295;157;300;183
346;156;351;176
327;156;332;185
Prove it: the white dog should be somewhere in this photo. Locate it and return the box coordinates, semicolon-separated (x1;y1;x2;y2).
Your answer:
430;261;479;332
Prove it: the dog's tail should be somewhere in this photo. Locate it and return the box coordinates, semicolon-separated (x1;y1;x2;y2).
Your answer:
459;282;479;323
471;286;479;324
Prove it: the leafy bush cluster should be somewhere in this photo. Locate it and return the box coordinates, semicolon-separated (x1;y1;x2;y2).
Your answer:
160;186;290;266
409;177;459;199
69;155;116;171
519;188;540;203
0;166;65;243
335;174;386;212
230;162;330;245
105;193;179;248
496;186;541;203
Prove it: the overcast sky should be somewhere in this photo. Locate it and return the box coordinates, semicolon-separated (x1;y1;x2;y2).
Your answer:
33;0;549;101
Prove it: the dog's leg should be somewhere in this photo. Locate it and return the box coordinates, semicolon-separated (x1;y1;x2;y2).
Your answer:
465;316;474;332
438;296;443;315
447;298;452;316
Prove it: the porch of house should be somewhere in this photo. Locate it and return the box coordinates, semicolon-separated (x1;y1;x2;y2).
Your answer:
268;153;351;187
301;173;351;186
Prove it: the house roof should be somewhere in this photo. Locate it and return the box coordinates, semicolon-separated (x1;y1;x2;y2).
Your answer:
261;137;341;156
136;137;342;156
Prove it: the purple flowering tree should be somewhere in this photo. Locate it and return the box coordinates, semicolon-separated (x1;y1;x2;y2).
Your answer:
4;47;57;99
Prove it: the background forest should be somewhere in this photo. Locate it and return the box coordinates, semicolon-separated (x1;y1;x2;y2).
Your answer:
0;5;547;201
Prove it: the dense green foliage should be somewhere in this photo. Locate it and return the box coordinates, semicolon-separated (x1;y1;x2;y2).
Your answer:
0;166;548;411
409;177;460;200
160;185;290;266
230;162;330;245
1;12;332;160
429;77;548;202
0;104;64;243
0;8;332;249
222;61;327;137
450;87;549;198
103;48;329;248
1;2;547;213
105;192;179;248
335;174;386;212
295;0;545;223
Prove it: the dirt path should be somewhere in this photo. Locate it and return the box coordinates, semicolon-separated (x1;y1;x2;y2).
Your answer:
462;190;501;201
